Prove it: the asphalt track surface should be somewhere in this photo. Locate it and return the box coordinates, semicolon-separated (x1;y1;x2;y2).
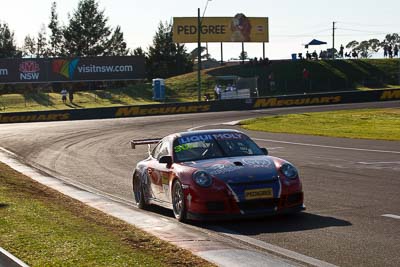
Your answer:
0;100;399;267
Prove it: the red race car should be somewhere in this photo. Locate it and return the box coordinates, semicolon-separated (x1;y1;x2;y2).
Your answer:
131;129;305;221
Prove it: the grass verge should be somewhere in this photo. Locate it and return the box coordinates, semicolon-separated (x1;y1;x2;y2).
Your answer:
0;162;214;267
240;108;400;141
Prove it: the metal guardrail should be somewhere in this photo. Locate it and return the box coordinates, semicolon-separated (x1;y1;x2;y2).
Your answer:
0;247;29;267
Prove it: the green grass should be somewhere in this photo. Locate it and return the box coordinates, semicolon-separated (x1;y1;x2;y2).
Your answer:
1;59;399;113
240;108;400;141
0;163;213;267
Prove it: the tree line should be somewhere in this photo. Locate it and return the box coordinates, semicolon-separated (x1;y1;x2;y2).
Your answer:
345;34;400;58
0;0;193;79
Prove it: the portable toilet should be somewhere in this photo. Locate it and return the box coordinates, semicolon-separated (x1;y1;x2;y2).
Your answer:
152;78;165;101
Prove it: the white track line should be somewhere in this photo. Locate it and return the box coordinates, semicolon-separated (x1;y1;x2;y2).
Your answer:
253;138;400;154
188;121;400;155
382;214;400;220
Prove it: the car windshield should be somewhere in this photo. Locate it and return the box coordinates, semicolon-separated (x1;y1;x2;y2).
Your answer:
173;132;264;162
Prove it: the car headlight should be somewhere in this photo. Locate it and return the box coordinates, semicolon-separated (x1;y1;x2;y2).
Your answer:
192;171;213;187
280;163;298;179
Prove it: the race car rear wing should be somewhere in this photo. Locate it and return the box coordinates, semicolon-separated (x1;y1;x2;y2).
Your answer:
130;138;161;149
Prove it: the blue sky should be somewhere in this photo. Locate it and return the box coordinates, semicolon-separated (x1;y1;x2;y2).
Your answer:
1;0;399;59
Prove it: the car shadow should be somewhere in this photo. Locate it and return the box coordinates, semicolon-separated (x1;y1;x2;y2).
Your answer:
200;212;352;234
143;205;352;234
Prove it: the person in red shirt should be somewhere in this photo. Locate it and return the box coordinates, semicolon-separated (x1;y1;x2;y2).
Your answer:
303;68;310;91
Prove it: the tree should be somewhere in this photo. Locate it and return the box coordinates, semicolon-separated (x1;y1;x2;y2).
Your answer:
48;1;64;57
23;35;36;57
63;0;126;56
132;47;146;57
346;39;380;58
36;24;49;58
105;26;128;56
146;21;192;79
0;22;21;58
239;51;248;60
381;33;400;47
189;47;210;62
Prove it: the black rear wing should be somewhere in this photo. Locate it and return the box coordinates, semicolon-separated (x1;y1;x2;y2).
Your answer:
130;138;161;149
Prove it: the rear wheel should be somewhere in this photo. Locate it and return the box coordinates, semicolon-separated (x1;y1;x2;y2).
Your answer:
172;180;186;222
133;172;146;209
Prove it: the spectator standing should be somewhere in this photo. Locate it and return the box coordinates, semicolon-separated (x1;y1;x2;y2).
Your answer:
339;45;344;58
68;89;74;103
268;72;276;91
214;84;221;100
302;68;310;91
61;88;67;104
388;45;393;58
383;44;388;58
394;45;399;58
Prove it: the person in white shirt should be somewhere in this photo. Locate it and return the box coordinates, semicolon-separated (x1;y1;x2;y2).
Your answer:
61;89;67;103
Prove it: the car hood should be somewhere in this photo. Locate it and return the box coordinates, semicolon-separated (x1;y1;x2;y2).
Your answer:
181;155;279;184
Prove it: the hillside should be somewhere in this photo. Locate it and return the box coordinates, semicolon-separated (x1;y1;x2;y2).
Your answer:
162;59;399;101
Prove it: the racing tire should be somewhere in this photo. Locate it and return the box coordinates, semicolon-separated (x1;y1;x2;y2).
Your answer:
133;172;147;209
172;180;187;222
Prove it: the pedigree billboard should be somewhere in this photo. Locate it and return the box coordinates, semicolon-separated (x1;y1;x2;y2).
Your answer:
173;14;269;43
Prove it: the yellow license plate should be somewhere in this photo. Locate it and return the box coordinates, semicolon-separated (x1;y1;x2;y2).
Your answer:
245;188;273;200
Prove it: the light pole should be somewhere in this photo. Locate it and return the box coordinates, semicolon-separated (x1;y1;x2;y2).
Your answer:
197;0;212;101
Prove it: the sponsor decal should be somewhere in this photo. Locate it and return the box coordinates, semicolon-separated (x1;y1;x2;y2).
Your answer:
77;64;133;73
380;90;400;100
245;188;273;200
179;133;244;144
0;113;70;123
242;158;272;168
52;59;79;79
19;61;40;80
253;96;342;108
174;144;194;153
115;104;211;117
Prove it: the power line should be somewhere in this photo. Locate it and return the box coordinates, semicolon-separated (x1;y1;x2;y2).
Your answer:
337;27;388;34
274;28;331;37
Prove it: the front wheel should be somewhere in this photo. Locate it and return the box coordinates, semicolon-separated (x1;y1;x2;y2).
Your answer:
133;172;147;209
172;180;186;222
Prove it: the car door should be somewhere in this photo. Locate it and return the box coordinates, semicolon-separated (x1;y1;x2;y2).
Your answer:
148;139;172;202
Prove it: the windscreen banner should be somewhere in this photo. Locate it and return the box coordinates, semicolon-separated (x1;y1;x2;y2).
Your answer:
0;56;145;84
173;14;269;43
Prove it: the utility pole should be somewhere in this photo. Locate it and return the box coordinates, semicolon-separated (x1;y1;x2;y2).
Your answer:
197;8;201;101
332;21;336;60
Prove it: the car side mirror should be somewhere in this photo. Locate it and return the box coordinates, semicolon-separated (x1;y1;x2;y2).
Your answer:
159;155;173;167
261;148;268;155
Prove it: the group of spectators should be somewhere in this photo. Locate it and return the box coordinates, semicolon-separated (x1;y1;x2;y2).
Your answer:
383;44;399;58
212;84;237;100
60;88;74;104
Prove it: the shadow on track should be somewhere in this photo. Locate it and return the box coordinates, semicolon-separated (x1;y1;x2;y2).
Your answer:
201;212;352;234
141;204;352;234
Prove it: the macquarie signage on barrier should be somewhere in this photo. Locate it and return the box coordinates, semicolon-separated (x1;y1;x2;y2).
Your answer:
1;89;399;124
173;14;269;43
0;56;145;84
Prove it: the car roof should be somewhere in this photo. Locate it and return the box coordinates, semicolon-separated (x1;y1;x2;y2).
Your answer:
172;129;243;138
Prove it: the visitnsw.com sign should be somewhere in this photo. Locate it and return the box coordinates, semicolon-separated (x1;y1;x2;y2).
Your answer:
0;56;145;84
173;14;269;43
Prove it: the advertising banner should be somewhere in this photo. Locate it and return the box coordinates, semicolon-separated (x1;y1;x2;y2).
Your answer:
0;56;145;84
173;14;269;43
1;89;399;124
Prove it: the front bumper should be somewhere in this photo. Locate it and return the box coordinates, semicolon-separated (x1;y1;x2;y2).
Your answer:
187;203;306;221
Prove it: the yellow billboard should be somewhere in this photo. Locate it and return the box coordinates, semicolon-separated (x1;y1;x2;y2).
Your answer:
173;14;269;43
